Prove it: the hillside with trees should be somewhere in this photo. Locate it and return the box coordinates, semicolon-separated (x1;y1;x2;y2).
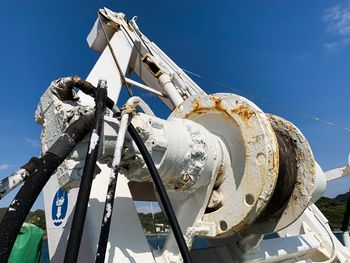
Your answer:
0;207;168;234
315;193;349;230
137;212;169;233
0;191;348;233
0;208;46;231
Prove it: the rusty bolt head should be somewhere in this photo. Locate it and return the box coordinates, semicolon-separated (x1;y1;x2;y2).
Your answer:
182;174;191;182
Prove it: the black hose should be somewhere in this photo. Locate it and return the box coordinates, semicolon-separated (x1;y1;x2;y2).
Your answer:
0;157;41;200
95;167;119;263
57;76;191;261
21;157;42;174
64;80;107;263
341;194;350;232
56;75;115;110
71;77;192;262
128;124;193;263
0;113;94;262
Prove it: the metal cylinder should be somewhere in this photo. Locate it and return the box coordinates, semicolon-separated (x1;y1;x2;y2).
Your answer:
122;113;223;192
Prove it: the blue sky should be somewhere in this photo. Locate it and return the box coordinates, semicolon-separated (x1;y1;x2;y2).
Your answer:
1;1;350;212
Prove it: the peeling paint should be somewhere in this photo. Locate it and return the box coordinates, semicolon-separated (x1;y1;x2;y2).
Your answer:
88;130;100;154
231;104;255;125
104;203;112;223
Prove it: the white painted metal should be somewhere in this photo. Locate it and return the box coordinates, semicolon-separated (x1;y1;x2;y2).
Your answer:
0;5;344;262
311;162;327;204
343;232;350;249
170;93;280;236
277;205;350;262
125;77;166;97
324;154;350;181
43;176;90;262
125;96;155;116
125;113;223;192
246;114;325;234
96;8;204;108
325;166;350;181
36;80;93;190
42;13;155;262
38;7;350;263
83;22;134;105
0;168;29;200
112;113;129;169
244;234;321;262
158;74;184;107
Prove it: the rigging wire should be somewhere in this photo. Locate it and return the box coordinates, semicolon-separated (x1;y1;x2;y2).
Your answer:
99;11;350;134
181;68;350;133
117;19;350;134
98;14;133;97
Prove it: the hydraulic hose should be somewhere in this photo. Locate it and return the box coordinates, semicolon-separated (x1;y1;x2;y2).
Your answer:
53;75;116;111
128;124;193;263
69;76;191;262
0;113;94;262
55;76;191;262
95;113;129;263
64;80;107;263
0;157;41;200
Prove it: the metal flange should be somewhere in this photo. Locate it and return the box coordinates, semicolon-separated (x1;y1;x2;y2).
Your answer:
244;114;317;234
170;93;279;236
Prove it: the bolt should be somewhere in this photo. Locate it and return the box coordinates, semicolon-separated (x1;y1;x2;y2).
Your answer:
183;174;191;182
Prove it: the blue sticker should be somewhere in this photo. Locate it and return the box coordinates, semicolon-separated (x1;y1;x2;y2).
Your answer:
51;189;68;226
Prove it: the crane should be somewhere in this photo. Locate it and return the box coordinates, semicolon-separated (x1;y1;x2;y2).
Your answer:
0;7;349;263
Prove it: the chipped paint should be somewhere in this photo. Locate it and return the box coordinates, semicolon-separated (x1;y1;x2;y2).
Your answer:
124;113;222;193
88;130;100;154
170;93;280;236
231;104;256;125
104;203;112;223
245;114;319;234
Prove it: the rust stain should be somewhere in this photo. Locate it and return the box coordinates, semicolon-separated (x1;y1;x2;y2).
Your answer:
168;178;176;184
212;96;225;111
186;95;228;118
231;104;255;125
192;97;202;112
184;95;246;131
174;181;185;191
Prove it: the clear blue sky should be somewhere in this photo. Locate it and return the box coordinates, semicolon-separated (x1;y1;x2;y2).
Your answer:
0;1;350;212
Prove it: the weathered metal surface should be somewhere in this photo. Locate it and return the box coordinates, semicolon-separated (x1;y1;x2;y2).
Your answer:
36;7;344;262
35;81;121;190
0;169;29;200
245;114;319;234
325;155;350;181
35;82;93;190
124;113;223;192
170;93;279;236
278;204;350;262
128;181;157;201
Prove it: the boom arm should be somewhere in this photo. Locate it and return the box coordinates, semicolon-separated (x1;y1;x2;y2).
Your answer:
32;7;350;263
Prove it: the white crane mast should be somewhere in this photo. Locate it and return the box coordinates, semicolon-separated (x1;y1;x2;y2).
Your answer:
26;7;350;263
